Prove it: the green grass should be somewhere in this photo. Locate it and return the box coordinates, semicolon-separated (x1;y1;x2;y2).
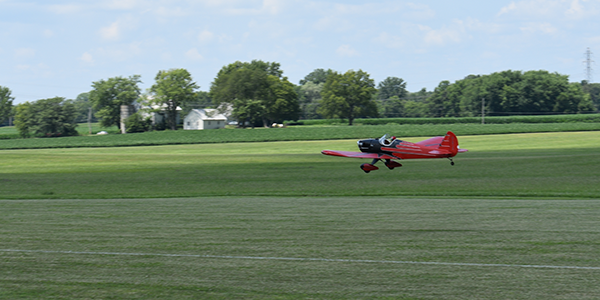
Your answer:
2;197;600;299
1;131;600;199
2;122;600;149
2;132;600;298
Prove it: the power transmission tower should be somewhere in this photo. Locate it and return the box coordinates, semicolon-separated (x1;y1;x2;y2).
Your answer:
584;47;594;83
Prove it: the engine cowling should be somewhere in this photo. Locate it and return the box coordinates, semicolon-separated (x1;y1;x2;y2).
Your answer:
357;139;381;153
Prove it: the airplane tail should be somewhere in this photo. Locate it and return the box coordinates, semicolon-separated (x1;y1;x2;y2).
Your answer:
438;131;459;156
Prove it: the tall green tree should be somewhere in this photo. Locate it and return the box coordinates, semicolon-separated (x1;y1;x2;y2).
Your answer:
296;81;324;119
210;60;299;127
379;96;404;117
319;69;378;125
403;88;432;117
89;75;141;128
427;81;451;117
299;68;334;85
579;81;600;110
0;86;14;125
181;91;213;118
150;68;199;130
377;76;408;100
427;70;594;117
72;92;96;123
14;97;78;138
376;77;408;118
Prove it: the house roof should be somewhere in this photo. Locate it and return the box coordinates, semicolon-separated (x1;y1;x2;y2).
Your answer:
148;104;182;111
189;109;227;121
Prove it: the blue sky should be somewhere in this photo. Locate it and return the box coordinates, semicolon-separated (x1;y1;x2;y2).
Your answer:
2;0;599;104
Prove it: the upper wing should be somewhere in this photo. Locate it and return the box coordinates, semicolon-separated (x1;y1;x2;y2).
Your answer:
321;150;396;160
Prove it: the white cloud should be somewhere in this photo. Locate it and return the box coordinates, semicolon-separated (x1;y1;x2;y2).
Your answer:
98;16;138;41
262;0;283;14
498;0;599;19
154;6;189;18
15;48;35;59
15;63;52;77
498;1;518;16
336;45;359;57
80;52;94;64
219;0;285;15
498;0;556;17
104;0;141;10
47;4;83;14
95;42;142;61
420;23;464;46
43;29;54;38
520;22;559;34
373;32;405;49
198;30;214;43
565;0;598;19
161;52;173;61
185;48;204;61
99;21;121;40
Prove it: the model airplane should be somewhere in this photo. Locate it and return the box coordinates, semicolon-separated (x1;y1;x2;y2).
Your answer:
322;131;468;173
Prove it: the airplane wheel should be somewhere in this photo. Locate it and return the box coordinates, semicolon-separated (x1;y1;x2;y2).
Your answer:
360;164;370;173
385;161;402;170
360;163;378;173
451;161;455;166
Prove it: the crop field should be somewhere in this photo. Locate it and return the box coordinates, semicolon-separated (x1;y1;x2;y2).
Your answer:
1;131;600;298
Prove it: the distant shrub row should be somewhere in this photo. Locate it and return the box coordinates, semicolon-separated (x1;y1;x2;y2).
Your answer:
2;122;600;150
289;114;600;126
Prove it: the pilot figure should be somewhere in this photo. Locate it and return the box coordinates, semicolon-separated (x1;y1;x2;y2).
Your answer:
381;135;396;146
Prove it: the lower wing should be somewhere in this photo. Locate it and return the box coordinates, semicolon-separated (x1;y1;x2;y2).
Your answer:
321;150;396;160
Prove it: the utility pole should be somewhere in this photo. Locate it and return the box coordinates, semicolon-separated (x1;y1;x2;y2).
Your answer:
481;98;485;124
585;47;594;83
88;107;92;135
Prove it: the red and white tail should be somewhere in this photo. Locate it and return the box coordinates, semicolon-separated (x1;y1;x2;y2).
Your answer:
438;131;459;156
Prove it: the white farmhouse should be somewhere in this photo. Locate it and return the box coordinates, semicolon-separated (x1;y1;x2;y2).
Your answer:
184;109;228;130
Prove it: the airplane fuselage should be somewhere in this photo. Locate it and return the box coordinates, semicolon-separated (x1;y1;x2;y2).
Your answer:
358;138;453;160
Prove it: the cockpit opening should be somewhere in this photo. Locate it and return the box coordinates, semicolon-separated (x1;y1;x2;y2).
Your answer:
379;134;398;146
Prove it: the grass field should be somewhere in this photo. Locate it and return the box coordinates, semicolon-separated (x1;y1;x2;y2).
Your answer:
2;197;600;299
1;131;600;298
1;131;600;199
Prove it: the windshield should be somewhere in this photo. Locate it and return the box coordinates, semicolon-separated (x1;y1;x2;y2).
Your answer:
379;134;391;146
379;134;400;146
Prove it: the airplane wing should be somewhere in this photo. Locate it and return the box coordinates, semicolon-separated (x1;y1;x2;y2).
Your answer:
321;150;397;160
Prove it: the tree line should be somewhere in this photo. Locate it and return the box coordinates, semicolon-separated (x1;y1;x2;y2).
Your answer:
1;61;600;137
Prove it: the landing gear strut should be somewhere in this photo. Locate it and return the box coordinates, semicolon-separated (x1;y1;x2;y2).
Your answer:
449;158;455;166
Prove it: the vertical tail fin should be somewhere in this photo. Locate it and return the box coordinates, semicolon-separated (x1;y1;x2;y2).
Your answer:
439;131;458;156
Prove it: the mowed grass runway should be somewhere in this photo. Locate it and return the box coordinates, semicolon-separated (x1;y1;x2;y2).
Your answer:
1;131;600;298
1;131;600;199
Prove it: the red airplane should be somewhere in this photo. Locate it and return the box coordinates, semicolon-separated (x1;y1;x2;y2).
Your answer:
321;131;468;173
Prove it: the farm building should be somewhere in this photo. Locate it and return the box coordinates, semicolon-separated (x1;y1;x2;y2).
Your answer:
135;103;182;127
184;109;227;130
